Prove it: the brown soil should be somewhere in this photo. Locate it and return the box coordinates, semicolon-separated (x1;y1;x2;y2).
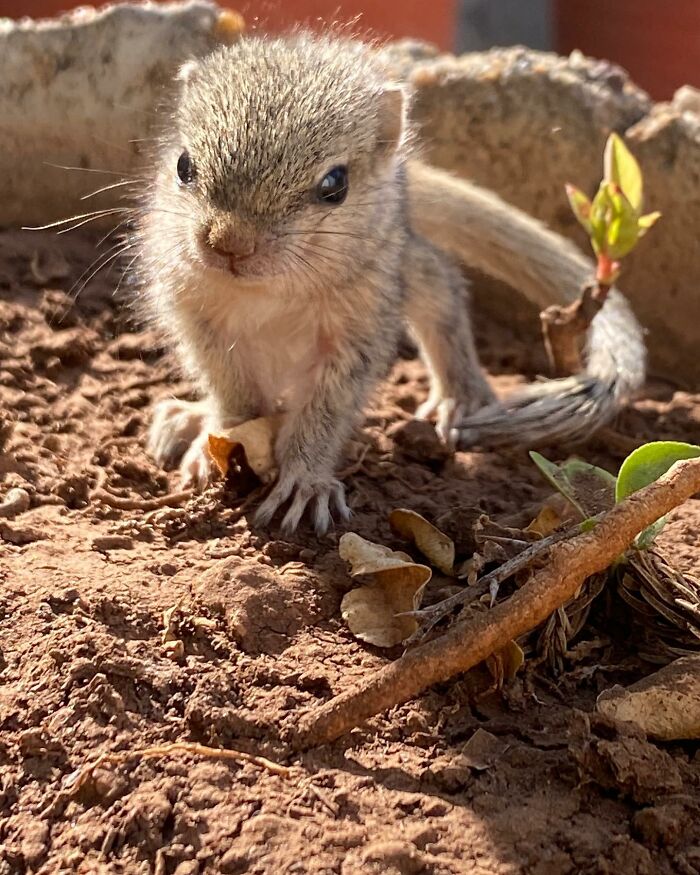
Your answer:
1;229;699;875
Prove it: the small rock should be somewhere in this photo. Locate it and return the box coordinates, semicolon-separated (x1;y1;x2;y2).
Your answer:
597;655;700;740
219;848;248;874
0;487;30;519
575;734;682;804
91;534;134;552
0;522;45;545
30;327;98;367
633;803;691;848
461;728;508;771
389;419;451;464
422;798;451;817
424;754;473;792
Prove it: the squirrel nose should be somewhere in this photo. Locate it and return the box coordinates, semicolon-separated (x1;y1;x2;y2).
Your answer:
206;225;256;262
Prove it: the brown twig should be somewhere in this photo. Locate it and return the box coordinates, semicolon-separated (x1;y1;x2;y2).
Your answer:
91;489;193;511
64;742;292;795
405;522;587;645
292;458;700;749
540;282;609;376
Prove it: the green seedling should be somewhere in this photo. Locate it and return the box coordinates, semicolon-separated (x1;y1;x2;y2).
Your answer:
616;441;700;548
566;133;661;286
531;441;700;549
529;452;616;520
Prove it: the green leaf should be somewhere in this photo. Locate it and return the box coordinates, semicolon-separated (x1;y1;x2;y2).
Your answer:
604;183;641;260
604;132;643;212
566;184;593;234
589;184;611;254
616;441;700;501
529;452;617;518
616;441;700;548
638;210;661;232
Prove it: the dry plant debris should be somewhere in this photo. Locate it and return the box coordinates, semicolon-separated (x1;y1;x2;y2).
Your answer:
208;415;282;490
56;741;293;813
294;458;700;748
339;533;431;647
389;508;455;574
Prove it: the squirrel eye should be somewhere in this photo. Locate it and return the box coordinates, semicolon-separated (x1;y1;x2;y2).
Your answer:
176;150;196;185
316;165;348;205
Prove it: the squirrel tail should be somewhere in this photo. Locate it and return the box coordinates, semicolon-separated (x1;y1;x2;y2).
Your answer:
407;160;646;447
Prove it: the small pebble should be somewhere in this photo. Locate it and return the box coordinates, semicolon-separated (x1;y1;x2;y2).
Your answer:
91;534;134;552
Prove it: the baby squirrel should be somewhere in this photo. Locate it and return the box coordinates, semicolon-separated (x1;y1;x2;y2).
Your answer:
137;33;645;534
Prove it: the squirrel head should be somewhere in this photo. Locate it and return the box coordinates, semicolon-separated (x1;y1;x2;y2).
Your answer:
144;35;410;287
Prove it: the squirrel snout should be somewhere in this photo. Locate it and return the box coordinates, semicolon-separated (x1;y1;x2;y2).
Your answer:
205;223;257;265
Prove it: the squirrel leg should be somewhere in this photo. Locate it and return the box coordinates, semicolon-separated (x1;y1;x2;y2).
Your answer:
255;345;377;535
149;338;260;490
404;236;496;443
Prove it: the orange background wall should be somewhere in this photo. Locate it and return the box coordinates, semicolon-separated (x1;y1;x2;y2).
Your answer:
3;0;698;100
0;0;458;52
555;0;700;100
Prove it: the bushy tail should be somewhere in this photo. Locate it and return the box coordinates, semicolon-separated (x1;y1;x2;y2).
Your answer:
407;160;646;447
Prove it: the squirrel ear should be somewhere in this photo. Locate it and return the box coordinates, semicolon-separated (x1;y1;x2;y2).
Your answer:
377;84;408;152
176;59;200;85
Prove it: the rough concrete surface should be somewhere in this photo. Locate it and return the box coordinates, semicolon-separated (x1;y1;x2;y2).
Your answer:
0;1;237;227
0;5;698;384
384;44;698;385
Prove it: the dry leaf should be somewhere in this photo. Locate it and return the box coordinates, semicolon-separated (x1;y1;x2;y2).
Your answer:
389;508;455;574
339;532;431;647
597;655;700;739
486;639;525;687
208;415;282;486
162;604;180;644
526;504;564;538
163;639;185;661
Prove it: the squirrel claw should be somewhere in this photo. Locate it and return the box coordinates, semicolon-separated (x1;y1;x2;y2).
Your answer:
178;433;212;491
148;398;207;468
256;471;350;535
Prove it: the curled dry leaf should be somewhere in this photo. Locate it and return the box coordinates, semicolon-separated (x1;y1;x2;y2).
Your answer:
389;508;455;575
526;504;565;539
162;604;180;645
339;532;431;647
208;415;282;487
486;639;525;687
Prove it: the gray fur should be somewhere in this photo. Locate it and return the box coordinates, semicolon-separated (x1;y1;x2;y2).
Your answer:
134;34;646;532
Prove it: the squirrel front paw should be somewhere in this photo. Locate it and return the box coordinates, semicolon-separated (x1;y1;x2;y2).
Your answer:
178;432;212;491
148;398;208;467
255;466;350;535
148;398;213;491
